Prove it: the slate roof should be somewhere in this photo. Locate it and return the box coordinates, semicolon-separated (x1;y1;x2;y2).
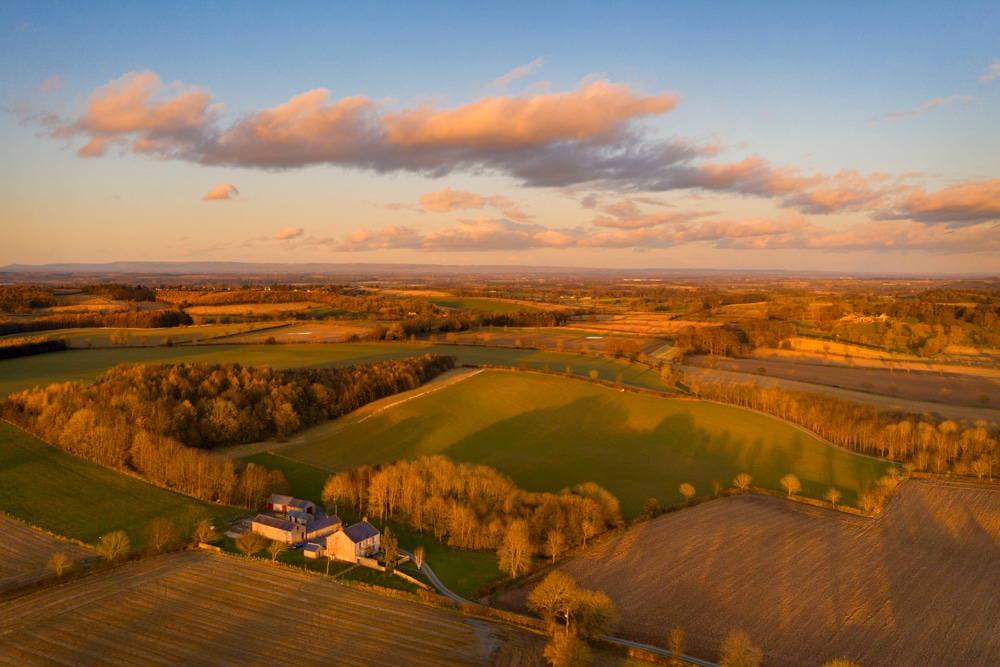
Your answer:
288;498;315;511
267;494;295;507
302;543;323;554
343;521;379;543
306;515;342;536
252;514;299;532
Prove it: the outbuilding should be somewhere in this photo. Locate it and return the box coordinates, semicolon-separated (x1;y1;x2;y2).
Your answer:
251;514;305;544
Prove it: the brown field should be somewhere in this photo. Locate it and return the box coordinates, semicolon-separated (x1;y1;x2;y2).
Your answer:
570;313;713;337
221;322;375;343
0;516;93;590
684;365;999;424
689;355;1000;411
497;479;1000;667
424;330;665;356
0;551;551;666
41;293;129;314
185;302;323;316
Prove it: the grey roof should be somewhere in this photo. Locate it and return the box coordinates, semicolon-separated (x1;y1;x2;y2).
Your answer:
343;521;379;543
302;543;323;553
306;515;341;535
287;510;312;523
288;498;315;510
252;514;300;532
267;494;294;506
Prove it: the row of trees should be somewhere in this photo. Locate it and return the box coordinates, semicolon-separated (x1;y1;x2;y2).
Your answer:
694;380;1000;477
0;309;192;336
321;456;622;570
0;336;67;360
82;283;156;302
0;285;58;312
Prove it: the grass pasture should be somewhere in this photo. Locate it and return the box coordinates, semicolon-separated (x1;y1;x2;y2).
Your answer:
0;421;241;546
0;551;552;666
426;296;535;312
497;479;1000;667
279;371;892;517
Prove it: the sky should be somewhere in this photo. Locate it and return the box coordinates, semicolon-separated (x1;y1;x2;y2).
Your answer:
1;1;998;274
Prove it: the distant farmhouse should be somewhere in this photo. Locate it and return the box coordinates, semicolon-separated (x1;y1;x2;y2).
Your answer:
251;494;381;563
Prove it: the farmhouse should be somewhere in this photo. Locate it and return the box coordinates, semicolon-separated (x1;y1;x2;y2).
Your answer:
326;518;381;562
251;514;305;544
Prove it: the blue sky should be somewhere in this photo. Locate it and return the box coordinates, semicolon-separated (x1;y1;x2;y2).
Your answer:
2;2;998;272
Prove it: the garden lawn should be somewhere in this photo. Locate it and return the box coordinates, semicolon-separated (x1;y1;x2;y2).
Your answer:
280;371;894;518
0;420;242;547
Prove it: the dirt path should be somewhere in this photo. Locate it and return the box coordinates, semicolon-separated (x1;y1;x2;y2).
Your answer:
220;368;484;460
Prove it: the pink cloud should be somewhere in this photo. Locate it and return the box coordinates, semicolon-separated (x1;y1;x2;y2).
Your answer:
203;183;239;201
419;187;485;212
273;227;304;240
870;95;978;125
980;61;1000;83
39;76;63;92
879;179;1000;226
490;58;545;88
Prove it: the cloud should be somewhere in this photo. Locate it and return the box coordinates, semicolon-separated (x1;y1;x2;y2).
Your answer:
877;179;1000;226
870;95;978;125
15;22;31;32
490;57;544;88
589;198;717;229
202;183;239;201
419;187;484;212
273;227;304;240
39;76;63;92
980;60;1000;82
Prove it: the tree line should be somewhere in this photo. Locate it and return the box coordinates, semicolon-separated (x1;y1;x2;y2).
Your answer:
693;380;1000;478
0;285;58;313
2;355;453;507
0;336;68;360
82;283;156;302
321;455;622;572
0;309;192;336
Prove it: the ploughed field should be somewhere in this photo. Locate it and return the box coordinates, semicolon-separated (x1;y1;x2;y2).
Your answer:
279;370;892;517
0;516;93;590
0;551;548;666
497;479;1000;667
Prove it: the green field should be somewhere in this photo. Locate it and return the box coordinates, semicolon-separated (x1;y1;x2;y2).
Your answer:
426;297;534;313
0;421;242;546
0;342;674;399
277;371;893;518
0;323;281;349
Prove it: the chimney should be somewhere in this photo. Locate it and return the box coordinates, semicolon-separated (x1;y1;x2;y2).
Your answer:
362;516;369;523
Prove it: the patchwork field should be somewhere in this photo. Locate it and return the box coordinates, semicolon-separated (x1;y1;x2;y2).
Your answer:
496;479;1000;667
0;421;241;546
689;355;1000;411
277;371;892;517
0;516;94;590
686;365;1000;424
0;551;549;666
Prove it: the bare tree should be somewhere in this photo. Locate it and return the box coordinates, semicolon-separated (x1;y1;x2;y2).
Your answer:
96;531;131;561
266;539;288;562
543;634;592;667
858;491;878;514
780;474;801;499
719;629;763;667
498;520;533;577
110;329;132;346
47;552;71;578
823;488;842;509
643;498;662;518
668;627;686;666
412;545;425;569
528;571;578;634
733;473;752;492
711;480;723;496
145;518;178;552
679;483;696;503
192;518;220;544
543;530;566;564
573;588;619;639
235;531;267;557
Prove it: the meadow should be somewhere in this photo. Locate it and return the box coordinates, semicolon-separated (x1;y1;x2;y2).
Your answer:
497;479;1000;667
0;421;241;546
277;371;893;518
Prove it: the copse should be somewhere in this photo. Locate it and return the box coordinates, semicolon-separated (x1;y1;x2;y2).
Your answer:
322;455;622;561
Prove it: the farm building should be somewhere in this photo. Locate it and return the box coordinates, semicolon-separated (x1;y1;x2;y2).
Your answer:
305;515;342;541
326;518;381;562
302;543;324;559
287;510;312;525
266;494;316;515
251;515;305;544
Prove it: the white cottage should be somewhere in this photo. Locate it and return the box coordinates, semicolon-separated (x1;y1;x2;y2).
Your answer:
326;518;380;562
